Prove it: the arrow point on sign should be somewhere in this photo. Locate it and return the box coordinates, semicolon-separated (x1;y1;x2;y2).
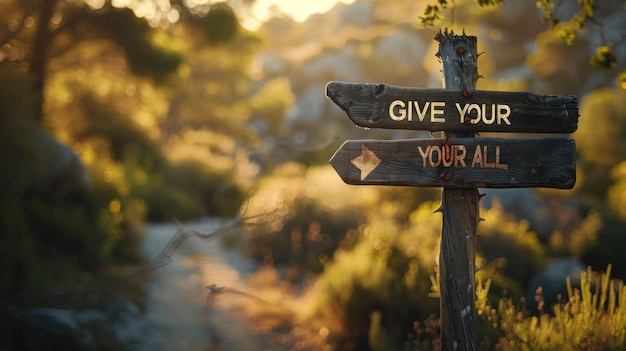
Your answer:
351;145;381;181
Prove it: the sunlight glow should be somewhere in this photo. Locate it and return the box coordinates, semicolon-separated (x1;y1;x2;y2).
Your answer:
242;0;356;30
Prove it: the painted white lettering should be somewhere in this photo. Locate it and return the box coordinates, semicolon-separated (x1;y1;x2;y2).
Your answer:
498;105;511;125
456;103;470;123
389;100;406;121
415;101;430;122
407;101;414;121
468;104;481;124
455;103;512;125
482;104;496;125
431;102;445;123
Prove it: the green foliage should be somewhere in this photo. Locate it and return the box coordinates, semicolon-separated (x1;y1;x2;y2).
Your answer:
548;211;602;257
534;0;624;76
527;29;591;94
76;94;165;170
536;0;559;28
243;163;378;275
199;3;240;44
419;1;449;27
88;7;182;79
0;62;125;294
582;215;626;278
575;88;626;202
419;0;504;26
477;206;548;294
250;77;295;136
477;0;504;5
422;0;617;72
309;213;439;350
477;266;626;350
609;162;626;221
590;45;617;71
537;0;595;44
161;158;244;218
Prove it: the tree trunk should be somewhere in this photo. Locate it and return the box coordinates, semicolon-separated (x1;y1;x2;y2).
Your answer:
30;0;58;122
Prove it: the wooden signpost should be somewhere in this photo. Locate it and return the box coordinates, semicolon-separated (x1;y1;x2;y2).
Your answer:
327;31;578;350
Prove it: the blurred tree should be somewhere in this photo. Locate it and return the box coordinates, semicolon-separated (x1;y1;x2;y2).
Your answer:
0;0;256;303
610;162;626;221
0;0;254;122
575;88;626;202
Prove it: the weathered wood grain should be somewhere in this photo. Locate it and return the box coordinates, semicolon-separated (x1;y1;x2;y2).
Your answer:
326;81;579;133
437;32;479;351
329;137;576;189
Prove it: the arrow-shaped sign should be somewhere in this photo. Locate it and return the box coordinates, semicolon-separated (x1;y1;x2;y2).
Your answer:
329;137;576;189
326;81;578;133
350;145;381;181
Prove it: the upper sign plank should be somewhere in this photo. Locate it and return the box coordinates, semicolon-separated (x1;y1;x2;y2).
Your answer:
326;81;578;133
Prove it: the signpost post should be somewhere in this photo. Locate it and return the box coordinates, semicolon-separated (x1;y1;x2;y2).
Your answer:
327;30;578;351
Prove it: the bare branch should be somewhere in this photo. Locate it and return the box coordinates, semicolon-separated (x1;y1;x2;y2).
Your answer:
128;213;268;278
204;284;269;307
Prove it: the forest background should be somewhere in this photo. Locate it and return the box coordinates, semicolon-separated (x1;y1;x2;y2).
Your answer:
1;0;625;350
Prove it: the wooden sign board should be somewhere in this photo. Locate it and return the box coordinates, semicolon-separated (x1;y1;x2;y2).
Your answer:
329;137;576;189
326;81;579;133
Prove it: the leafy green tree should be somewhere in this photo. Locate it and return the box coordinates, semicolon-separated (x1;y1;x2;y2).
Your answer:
420;0;624;82
0;0;255;306
574;88;626;203
0;0;255;121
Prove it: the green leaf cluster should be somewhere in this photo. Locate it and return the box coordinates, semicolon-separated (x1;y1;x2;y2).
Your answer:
419;1;449;27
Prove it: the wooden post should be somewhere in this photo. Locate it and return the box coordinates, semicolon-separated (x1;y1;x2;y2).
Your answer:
436;31;479;350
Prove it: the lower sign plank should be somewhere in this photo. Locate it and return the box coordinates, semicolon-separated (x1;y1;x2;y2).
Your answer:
329;137;576;189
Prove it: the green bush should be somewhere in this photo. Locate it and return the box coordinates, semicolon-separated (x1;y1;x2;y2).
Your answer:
159;158;244;219
131;157;246;221
0;63;142;294
476;265;626;350
308;212;440;350
241;163;379;276
476;206;549;300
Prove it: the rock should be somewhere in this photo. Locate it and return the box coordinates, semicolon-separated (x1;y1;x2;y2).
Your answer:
32;129;91;197
21;308;95;351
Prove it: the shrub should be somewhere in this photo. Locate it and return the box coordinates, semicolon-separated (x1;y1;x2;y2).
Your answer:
476;265;626;350
163;158;245;217
242;163;378;276
307;206;441;350
476;206;548;299
138;158;246;221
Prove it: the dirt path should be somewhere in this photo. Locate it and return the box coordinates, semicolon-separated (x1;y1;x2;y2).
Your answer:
140;218;277;351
